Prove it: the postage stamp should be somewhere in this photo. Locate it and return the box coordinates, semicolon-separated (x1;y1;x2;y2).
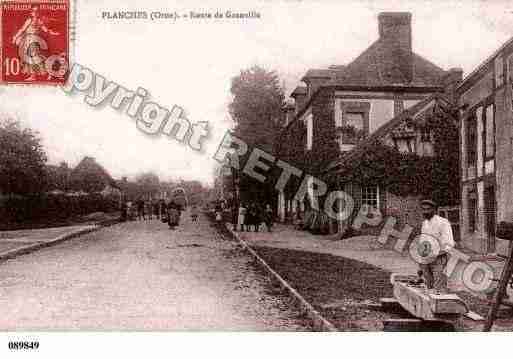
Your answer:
0;0;69;84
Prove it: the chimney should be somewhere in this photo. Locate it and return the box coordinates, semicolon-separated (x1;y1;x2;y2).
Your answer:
441;68;463;104
378;12;413;83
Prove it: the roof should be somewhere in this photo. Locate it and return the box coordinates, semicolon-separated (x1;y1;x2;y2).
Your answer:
301;68;338;82
324;39;446;87
71;156;120;189
290;86;307;98
457;36;513;93
327;93;455;173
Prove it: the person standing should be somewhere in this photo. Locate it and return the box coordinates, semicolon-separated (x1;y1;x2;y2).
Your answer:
243;203;252;232
214;201;223;228
120;201;128;222
167;200;180;229
263;203;273;232
146;200;153;220
252;203;263;232
153;200;160;220
191;205;199;222
136;198;145;221
237;203;246;232
160;200;167;222
418;199;455;292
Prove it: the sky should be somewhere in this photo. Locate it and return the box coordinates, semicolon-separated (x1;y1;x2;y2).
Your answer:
0;0;512;185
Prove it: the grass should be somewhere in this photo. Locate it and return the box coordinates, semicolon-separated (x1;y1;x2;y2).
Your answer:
252;246;398;331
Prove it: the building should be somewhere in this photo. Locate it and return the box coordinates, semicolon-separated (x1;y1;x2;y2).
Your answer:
457;37;513;255
70;156;122;199
328;93;460;234
276;12;461;230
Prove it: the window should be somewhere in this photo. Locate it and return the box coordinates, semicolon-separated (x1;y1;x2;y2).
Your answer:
484;104;495;159
394;99;404;116
344;112;364;130
339;112;365;145
306;113;313;150
420;127;431;142
393;138;416;153
468;189;477;233
362;185;379;209
466;115;477;166
337;101;370;146
407;138;415;153
508;54;513;83
495;56;504;88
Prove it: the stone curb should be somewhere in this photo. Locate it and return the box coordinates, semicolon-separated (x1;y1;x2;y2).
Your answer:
226;225;338;332
0;219;121;262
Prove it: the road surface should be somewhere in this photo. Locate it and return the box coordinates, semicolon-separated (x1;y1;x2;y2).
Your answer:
0;214;308;330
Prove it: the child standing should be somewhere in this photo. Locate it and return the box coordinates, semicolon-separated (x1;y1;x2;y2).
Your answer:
191;205;199;222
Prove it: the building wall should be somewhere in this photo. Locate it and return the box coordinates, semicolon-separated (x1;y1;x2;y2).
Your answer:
495;70;513;255
460;72;494;108
385;191;423;229
459;71;493;253
334;92;428;137
459;43;513;255
336;98;394;134
404;99;422;110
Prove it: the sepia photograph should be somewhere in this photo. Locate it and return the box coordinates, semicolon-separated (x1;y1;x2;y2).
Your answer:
0;0;512;356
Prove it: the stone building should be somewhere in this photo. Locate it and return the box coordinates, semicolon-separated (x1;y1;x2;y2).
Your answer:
457;37;513;255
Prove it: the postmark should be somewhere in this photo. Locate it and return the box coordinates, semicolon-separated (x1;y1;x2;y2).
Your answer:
1;0;69;84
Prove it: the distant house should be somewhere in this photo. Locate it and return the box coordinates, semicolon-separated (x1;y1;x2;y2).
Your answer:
457;37;513;255
69;156;121;198
276;12;462;232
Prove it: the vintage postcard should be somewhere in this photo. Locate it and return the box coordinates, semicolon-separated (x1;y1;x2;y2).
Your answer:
0;0;512;357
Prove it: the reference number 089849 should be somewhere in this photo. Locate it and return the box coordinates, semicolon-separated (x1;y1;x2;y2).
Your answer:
8;341;40;350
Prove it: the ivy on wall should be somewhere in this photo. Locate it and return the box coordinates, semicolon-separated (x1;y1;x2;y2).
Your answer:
274;87;340;202
277;95;460;208
325;100;460;206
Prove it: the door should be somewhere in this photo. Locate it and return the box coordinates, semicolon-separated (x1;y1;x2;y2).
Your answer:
484;185;496;253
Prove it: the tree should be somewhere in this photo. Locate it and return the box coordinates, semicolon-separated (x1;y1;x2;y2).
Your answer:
46;161;71;192
135;172;160;199
228;66;285;204
0;118;47;196
229;65;285;152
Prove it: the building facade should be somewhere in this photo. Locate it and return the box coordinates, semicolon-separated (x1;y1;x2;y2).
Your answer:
276;12;460;231
458;37;513;255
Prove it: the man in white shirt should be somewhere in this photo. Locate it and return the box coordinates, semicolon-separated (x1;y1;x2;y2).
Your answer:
418;199;455;292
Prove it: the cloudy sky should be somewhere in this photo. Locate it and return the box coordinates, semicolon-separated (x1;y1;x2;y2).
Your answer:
1;0;512;185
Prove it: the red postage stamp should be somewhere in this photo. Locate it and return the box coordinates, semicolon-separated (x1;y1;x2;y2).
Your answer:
1;0;69;84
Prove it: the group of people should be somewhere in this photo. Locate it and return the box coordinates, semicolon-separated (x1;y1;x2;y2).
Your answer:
121;199;167;221
120;196;201;231
136;199;167;221
235;202;274;232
